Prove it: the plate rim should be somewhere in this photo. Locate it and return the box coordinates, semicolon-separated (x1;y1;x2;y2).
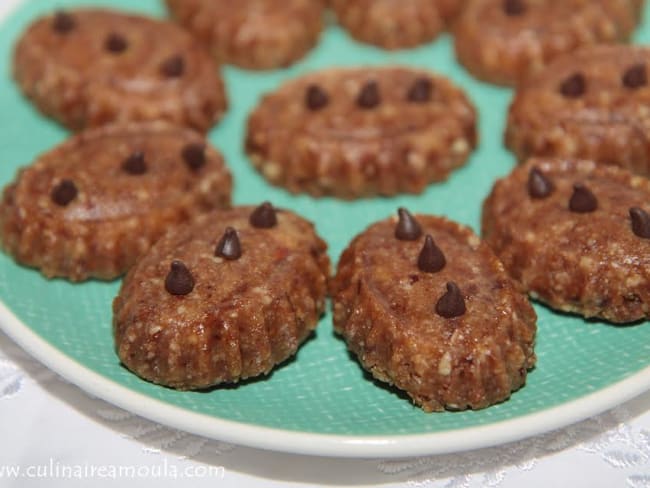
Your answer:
2;299;650;458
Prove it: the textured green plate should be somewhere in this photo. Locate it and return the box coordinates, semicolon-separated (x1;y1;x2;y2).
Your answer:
1;0;650;458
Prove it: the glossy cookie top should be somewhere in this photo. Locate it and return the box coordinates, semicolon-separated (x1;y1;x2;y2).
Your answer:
5;123;230;224
506;45;650;173
248;67;475;143
13;9;226;131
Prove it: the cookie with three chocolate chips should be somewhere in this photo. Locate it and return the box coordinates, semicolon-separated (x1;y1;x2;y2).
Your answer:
331;209;537;412
331;0;464;50
113;204;330;389
246;67;477;199
482;158;650;323
506;45;650;176
454;0;642;86
13;9;227;132
165;0;325;70
0;122;231;281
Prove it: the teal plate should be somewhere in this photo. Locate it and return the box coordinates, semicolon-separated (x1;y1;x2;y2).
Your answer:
1;0;650;458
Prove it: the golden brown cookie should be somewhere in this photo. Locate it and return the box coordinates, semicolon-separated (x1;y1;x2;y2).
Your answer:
0;122;231;281
13;9;227;132
506;45;650;176
331;209;537;411
454;0;642;86
113;204;330;389
482;158;650;323
331;0;465;50
165;0;325;70
246;67;477;199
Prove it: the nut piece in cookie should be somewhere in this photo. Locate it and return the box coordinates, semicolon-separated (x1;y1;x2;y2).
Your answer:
13;9;227;132
166;0;325;70
454;0;641;86
482;158;650;323
331;0;464;50
0;122;232;281
506;45;650;177
331;208;537;412
246;67;477;199
113;205;330;389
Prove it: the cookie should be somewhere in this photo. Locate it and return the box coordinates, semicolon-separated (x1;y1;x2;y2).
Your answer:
482;158;650;323
246;67;477;199
454;0;642;86
13;9;227;132
165;0;324;70
113;204;330;389
331;0;464;50
331;209;537;411
506;45;650;176
0;122;231;281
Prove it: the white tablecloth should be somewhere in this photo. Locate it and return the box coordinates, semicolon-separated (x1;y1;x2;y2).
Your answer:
1;330;649;488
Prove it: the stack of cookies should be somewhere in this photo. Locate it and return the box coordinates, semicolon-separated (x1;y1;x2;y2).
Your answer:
0;0;647;415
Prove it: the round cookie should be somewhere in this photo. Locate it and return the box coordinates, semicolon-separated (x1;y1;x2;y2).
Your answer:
454;0;641;86
246;67;477;199
331;0;464;50
165;0;324;70
0;122;231;281
331;209;537;412
113;204;330;389
506;45;650;177
13;9;227;132
482;158;650;323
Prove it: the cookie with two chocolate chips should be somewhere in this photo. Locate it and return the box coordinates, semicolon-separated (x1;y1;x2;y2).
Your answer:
482;158;650;323
113;204;330;389
331;209;537;412
246;67;477;199
13;9;227;132
0;122;231;281
454;0;642;86
506;45;650;177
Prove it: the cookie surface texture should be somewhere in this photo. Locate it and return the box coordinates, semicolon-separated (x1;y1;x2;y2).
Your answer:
331;0;464;49
506;45;650;176
454;0;641;86
482;158;650;323
0;122;232;281
331;210;537;412
113;205;330;389
246;67;477;199
165;0;324;70
13;9;227;131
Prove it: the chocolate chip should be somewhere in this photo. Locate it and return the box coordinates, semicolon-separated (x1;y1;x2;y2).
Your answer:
436;282;466;318
527;167;554;199
121;151;147;175
395;208;423;241
622;64;647;90
181;143;206;171
160;55;184;77
417;235;446;273
569;183;598;213
559;73;586;98
503;0;526;15
165;260;195;295
215;227;241;260
52;11;75;34
630;207;650;238
249;202;277;228
105;33;128;53
407;78;433;103
51;179;78;206
357;81;380;109
305;84;329;111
